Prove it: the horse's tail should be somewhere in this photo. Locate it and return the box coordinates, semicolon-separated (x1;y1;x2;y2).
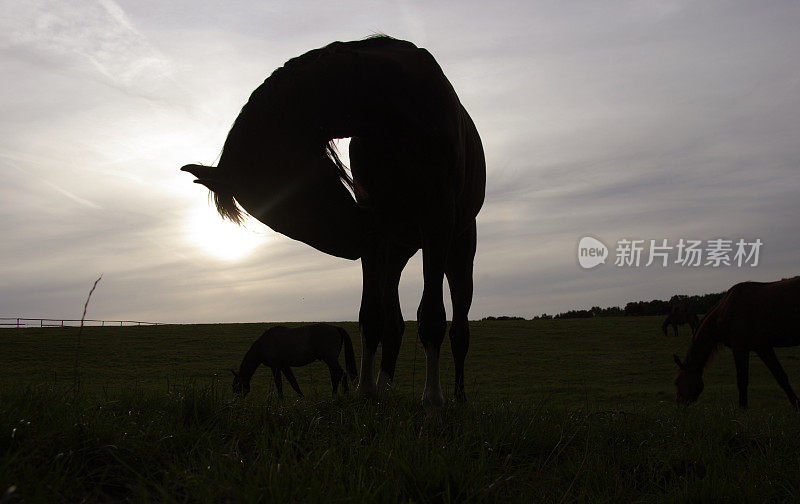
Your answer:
337;326;358;383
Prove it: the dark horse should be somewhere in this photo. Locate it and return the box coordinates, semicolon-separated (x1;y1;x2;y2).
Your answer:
183;36;485;406
662;307;700;337
232;324;358;398
673;276;800;408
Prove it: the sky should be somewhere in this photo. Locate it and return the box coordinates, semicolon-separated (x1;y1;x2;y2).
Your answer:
0;0;798;324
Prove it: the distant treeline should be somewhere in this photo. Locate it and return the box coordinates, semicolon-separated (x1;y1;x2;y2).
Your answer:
540;292;726;320
481;291;727;321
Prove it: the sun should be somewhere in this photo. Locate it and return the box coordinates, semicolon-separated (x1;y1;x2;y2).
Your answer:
185;206;267;261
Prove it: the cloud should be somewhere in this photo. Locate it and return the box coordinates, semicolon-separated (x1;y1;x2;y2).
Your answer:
0;0;175;98
43;181;102;209
0;0;798;324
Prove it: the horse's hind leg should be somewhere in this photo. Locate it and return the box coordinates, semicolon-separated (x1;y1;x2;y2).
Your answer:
325;358;345;395
282;367;304;398
271;367;284;399
446;220;477;402
756;346;800;408
418;202;454;407
732;346;750;408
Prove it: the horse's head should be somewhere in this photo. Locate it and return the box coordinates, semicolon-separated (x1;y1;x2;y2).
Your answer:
180;94;367;261
673;354;703;404
231;369;250;397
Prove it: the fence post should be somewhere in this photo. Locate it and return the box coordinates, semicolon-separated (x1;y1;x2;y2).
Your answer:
17;318;20;329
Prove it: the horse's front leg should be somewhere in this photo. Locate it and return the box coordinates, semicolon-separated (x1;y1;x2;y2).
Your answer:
377;245;415;393
756;346;800;408
418;203;454;407
324;358;345;395
357;243;382;398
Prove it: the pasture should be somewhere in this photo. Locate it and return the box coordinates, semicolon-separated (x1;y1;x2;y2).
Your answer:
2;317;800;502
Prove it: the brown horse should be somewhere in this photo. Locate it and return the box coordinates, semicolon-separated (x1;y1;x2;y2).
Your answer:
662;308;700;337
183;36;485;406
232;324;358;398
673;276;800;408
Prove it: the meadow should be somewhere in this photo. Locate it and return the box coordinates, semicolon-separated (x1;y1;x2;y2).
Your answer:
2;317;800;502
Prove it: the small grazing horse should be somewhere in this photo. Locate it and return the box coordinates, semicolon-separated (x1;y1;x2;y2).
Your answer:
662;308;700;337
673;276;800;408
183;36;485;406
232;324;358;398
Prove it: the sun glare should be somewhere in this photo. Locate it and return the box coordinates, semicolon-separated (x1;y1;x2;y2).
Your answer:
186;207;267;261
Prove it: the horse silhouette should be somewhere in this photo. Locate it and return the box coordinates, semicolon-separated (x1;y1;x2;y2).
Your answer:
232;324;358;398
183;36;485;406
673;276;800;408
662;307;700;337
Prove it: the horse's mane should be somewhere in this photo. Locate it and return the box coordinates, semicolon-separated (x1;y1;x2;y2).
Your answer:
325;141;353;194
685;290;732;371
212;184;244;225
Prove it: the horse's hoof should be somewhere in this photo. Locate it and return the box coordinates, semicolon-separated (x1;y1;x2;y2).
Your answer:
422;390;444;409
376;371;394;395
356;383;378;399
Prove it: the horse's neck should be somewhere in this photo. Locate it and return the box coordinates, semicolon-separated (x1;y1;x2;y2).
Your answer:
685;314;722;373
251;64;362;139
238;342;262;381
256;41;421;139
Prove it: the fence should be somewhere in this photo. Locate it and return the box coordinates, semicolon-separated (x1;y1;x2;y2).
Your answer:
0;318;162;328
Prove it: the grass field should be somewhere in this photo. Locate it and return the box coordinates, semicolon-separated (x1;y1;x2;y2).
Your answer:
2;317;800;502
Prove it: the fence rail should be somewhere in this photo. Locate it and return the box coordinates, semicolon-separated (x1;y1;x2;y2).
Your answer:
0;318;162;328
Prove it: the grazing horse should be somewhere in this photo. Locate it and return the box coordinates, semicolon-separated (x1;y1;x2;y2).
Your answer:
232;324;358;398
662;308;700;337
183;36;485;406
673;276;800;408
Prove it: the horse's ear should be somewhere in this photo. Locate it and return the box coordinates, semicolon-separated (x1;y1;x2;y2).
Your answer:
181;164;216;179
194;179;229;193
181;164;232;193
673;354;687;370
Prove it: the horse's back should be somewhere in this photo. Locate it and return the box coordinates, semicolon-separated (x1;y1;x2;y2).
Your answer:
306;323;346;348
260;36;451;136
260;325;316;367
721;277;800;345
725;277;800;313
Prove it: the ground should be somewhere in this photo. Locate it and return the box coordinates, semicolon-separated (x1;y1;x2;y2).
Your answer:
2;317;800;502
